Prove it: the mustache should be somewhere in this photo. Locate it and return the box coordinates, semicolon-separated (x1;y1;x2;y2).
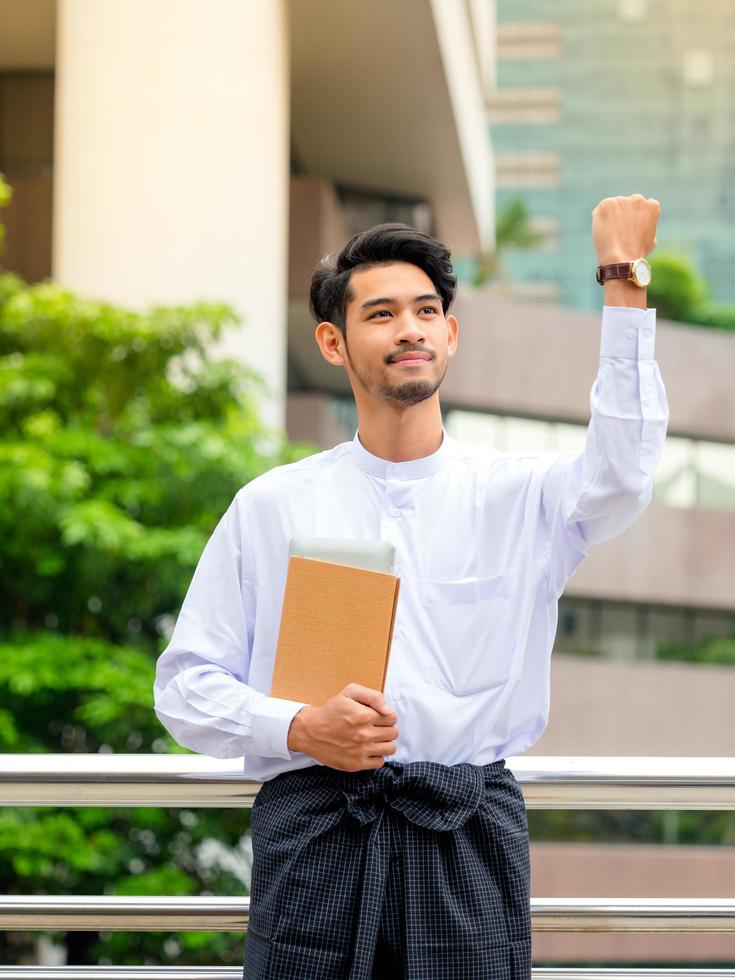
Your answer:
387;347;435;362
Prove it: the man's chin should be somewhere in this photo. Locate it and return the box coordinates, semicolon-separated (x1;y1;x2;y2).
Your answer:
378;380;439;407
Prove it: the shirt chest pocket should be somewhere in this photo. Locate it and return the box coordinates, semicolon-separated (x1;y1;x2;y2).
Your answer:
419;573;517;697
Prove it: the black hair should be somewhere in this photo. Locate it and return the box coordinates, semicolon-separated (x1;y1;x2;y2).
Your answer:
309;222;457;333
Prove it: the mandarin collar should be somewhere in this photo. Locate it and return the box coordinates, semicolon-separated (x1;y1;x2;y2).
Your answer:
350;427;448;480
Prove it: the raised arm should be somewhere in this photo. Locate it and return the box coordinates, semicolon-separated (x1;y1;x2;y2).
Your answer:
539;194;669;597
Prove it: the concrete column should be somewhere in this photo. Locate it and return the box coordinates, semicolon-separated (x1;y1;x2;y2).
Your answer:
53;0;289;427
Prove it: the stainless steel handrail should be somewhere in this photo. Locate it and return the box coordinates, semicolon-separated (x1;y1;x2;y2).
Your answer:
0;971;734;980
534;974;735;980
2;755;734;809
2;896;735;933
532;898;735;933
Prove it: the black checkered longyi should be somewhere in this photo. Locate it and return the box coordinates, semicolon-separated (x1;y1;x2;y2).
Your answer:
242;758;531;979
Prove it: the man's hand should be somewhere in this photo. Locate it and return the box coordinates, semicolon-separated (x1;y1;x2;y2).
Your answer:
592;193;660;264
287;683;399;772
592;194;660;309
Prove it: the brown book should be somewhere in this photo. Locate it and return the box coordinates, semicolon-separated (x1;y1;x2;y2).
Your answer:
270;556;400;705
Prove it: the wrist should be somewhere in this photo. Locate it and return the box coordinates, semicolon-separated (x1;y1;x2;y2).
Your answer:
287;705;314;753
603;279;647;310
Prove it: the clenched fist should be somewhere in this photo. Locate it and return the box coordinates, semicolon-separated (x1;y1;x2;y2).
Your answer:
287;683;399;772
592;193;660;265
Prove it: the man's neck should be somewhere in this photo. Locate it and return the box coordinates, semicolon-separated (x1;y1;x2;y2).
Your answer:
354;401;444;463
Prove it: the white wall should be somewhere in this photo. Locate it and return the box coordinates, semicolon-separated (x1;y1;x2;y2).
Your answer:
53;0;290;427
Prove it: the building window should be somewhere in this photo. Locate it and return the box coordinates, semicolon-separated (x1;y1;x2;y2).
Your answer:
556;598;735;665
0;71;54;283
495;152;561;189
496;23;561;61
488;88;561;125
618;0;649;22
683;49;714;87
445;410;735;512
335;185;434;240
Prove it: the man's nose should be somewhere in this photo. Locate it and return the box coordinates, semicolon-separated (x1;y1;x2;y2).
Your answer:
394;313;427;342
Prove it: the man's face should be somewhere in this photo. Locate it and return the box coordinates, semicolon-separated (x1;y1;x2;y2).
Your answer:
331;262;458;408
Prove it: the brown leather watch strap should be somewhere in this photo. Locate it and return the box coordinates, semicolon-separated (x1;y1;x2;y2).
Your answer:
596;262;634;284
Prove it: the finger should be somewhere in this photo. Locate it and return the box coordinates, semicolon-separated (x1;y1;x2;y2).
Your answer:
368;740;397;755
368;723;399;738
370;714;398;729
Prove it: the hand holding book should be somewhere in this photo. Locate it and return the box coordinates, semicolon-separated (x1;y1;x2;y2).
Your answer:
287;682;399;772
274;538;401;770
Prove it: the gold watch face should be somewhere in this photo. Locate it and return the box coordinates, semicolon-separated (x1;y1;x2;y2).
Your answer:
631;258;652;287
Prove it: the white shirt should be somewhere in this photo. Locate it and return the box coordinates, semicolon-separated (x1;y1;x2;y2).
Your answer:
154;306;669;781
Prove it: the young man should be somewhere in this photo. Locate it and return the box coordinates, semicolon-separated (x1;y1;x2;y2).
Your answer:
154;194;668;979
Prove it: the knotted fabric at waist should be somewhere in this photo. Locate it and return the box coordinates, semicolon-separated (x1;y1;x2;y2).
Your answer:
336;758;507;832
255;757;526;841
249;758;528;980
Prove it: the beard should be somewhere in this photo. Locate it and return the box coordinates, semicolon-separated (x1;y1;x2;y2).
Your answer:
345;344;447;407
375;377;440;406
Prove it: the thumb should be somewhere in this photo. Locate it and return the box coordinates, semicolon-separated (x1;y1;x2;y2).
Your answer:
344;684;395;716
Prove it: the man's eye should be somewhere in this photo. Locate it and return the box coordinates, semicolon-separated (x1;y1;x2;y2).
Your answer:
370;310;390;318
421;306;439;315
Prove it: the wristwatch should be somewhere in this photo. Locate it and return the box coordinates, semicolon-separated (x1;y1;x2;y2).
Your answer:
595;257;652;287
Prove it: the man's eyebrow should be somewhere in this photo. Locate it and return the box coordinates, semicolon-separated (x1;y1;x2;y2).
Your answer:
359;293;442;311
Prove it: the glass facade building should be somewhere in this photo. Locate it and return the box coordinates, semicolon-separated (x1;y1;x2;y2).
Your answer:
491;0;735;310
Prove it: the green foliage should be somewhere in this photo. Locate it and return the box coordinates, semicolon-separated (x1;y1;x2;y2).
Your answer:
472;197;547;287
688;301;735;332
647;250;735;331
0;172;10;256
648;250;708;321
0;261;316;965
655;634;735;667
528;809;735;847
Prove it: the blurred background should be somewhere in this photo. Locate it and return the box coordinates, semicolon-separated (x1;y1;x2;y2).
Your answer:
0;0;733;971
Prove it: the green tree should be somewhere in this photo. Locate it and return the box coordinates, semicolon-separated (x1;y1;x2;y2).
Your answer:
648;250;708;322
687;300;735;332
648;249;735;331
0;171;315;966
0;176;10;256
472;197;547;288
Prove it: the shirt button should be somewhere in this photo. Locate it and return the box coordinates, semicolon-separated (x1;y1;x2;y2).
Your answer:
643;328;653;338
394;628;404;640
626;327;636;338
390;507;401;517
391;690;402;701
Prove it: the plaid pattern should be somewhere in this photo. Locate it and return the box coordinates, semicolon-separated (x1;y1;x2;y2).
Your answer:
243;759;531;979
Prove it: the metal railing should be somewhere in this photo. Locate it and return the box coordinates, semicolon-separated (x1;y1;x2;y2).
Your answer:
0;971;732;980
1;894;735;933
3;754;735;809
1;755;734;977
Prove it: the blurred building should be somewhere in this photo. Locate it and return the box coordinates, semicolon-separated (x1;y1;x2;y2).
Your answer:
490;0;735;309
0;0;495;428
1;0;734;969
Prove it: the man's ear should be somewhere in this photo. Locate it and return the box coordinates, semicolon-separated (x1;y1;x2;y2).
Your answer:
446;314;459;359
314;321;347;367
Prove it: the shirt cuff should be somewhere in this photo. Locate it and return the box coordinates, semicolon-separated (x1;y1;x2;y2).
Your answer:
600;306;656;360
251;696;310;760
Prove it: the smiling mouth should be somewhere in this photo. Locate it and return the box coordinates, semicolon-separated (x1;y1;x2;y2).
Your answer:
390;353;433;366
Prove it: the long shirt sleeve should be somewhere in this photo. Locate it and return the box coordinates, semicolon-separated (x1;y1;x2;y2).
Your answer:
153;500;309;760
540;306;669;597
